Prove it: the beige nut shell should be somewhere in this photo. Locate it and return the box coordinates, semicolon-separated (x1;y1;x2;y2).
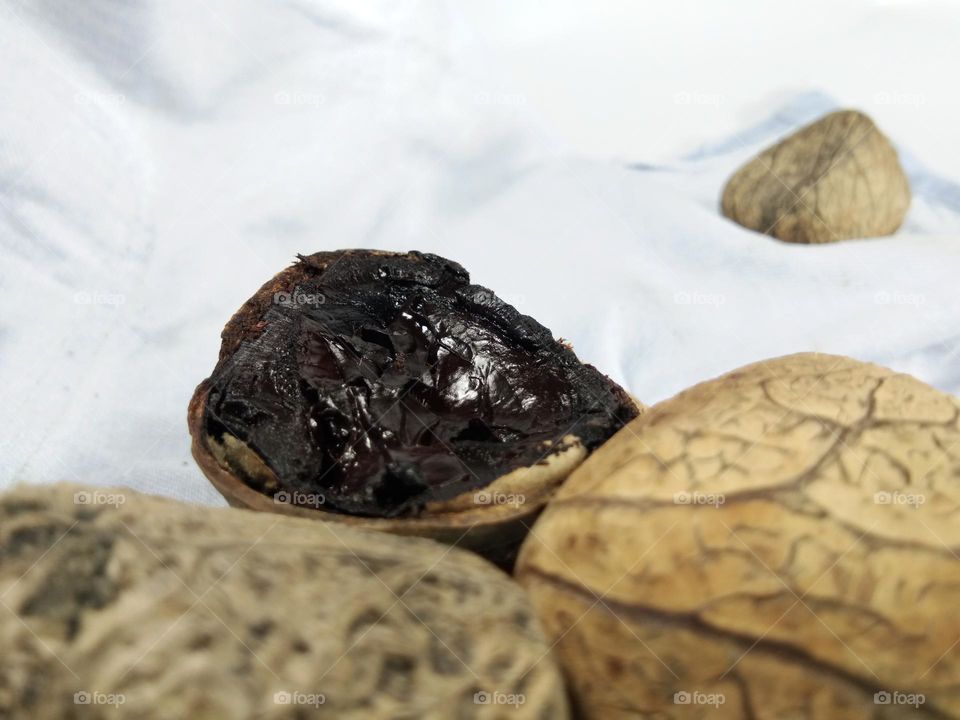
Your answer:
721;110;911;244
0;483;570;719
517;352;960;719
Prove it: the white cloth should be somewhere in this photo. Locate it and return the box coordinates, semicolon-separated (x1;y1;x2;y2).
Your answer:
2;1;959;504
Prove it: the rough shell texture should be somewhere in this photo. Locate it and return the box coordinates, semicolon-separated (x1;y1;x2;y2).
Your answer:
516;353;960;719
721;110;910;244
0;483;569;719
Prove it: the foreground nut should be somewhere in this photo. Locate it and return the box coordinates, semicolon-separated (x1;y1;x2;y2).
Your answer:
517;353;960;719
721;110;910;243
0;483;569;719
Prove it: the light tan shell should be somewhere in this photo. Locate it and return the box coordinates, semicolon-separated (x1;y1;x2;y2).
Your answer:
0;483;569;719
721;110;911;243
516;352;960;719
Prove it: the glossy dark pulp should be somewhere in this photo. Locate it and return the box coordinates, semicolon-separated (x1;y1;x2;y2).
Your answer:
204;251;637;517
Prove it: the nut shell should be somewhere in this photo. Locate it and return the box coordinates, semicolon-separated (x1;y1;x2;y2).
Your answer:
190;381;586;564
189;249;638;565
721;110;911;243
517;352;960;719
0;483;570;719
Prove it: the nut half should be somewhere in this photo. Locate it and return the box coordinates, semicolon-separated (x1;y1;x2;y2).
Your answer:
189;249;638;564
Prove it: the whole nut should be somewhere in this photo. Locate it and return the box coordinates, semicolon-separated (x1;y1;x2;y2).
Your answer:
517;353;960;719
0;483;569;719
721;110;911;243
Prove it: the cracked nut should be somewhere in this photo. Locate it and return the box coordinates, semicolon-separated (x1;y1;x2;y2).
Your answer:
0;483;569;719
721;110;911;243
516;352;960;719
188;249;638;565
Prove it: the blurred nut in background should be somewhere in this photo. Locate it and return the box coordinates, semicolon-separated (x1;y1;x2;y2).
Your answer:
722;110;911;243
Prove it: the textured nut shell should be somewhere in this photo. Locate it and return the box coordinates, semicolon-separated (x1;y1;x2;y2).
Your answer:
516;353;960;719
188;249;638;564
721;110;911;244
0;483;569;719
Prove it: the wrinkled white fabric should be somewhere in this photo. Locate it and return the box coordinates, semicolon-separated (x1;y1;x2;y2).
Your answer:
1;1;958;504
